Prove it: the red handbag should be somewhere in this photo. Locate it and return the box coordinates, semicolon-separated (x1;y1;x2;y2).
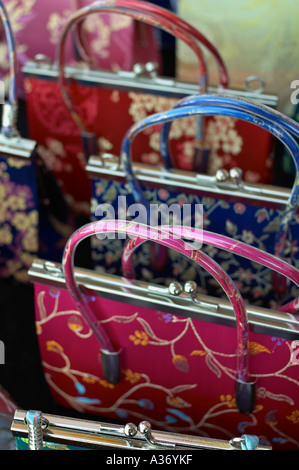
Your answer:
23;0;277;217
23;0;210;216
29;221;299;450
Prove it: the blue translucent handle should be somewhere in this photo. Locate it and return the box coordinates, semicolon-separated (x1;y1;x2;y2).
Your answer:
121;100;299;257
160;93;299;168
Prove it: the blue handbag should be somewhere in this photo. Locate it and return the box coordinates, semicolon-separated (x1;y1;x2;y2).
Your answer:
0;1;72;282
88;93;299;309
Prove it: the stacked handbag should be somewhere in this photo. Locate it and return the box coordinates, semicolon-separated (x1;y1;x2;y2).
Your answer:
0;0;73;282
0;0;298;452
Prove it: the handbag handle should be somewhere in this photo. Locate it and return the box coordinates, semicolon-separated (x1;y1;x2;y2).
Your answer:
0;0;18;136
122;225;299;312
160;92;299;169
56;0;209;144
57;0;228;142
120;97;299;263
62;219;254;414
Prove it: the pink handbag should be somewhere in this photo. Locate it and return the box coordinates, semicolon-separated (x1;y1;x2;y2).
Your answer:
0;0;137;99
23;0;211;216
29;220;299;450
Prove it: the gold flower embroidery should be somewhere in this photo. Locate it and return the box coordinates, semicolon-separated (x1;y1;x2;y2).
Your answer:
7;157;29;169
46;341;64;354
82;375;98;385
67;315;84;334
129;330;149;346
99;379;115;389
124;369;141;385
166;396;191;409
0;228;13;245
220;394;237;409
190;350;207;356
7;195;27;211
249;342;271;356
22;228;38;252
11;212;31;231
287;410;299;425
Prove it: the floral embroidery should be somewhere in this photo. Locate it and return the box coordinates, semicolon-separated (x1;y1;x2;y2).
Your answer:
287;410;299;425
46;340;63;354
99;379;115;389
92;178;299;308
249;342;271;356
172;355;190;373
129;330;149;346
190;350;207;356
220;395;237;409
124;369;142;385
166;396;191;408
34;287;299;449
0;155;39;280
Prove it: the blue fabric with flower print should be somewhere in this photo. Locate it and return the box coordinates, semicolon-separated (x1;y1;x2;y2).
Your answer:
90;175;299;309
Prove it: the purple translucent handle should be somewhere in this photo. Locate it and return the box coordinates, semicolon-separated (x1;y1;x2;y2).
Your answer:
63;220;251;394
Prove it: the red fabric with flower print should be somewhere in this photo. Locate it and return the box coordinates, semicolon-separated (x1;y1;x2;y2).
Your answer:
24;76;274;215
34;281;299;450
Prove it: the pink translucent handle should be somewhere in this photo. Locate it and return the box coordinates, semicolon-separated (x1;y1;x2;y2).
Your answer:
63;220;250;383
122;226;299;312
57;0;209;134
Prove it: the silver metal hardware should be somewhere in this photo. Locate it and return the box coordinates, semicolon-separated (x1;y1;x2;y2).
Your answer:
183;281;219;312
124;423;138;437
145;61;159;78
87;155;291;207
12;410;272;450
43;261;64;278
229;167;243;186
0;132;36;159
183;280;198;295
34;54;52;66
245;75;265;94
230;437;246;449
215;168;230;182
24;410;49;450
133;63;146;76
22;61;278;107
28;258;299;341
168;281;183;296
1;103;18;137
138;421;176;449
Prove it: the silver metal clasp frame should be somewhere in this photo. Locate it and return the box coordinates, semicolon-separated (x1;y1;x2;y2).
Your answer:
24;410;49;450
168;281;219;312
11;410;272;450
101;420;176;449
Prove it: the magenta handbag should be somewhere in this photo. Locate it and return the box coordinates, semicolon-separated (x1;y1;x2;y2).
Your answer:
29;220;299;450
